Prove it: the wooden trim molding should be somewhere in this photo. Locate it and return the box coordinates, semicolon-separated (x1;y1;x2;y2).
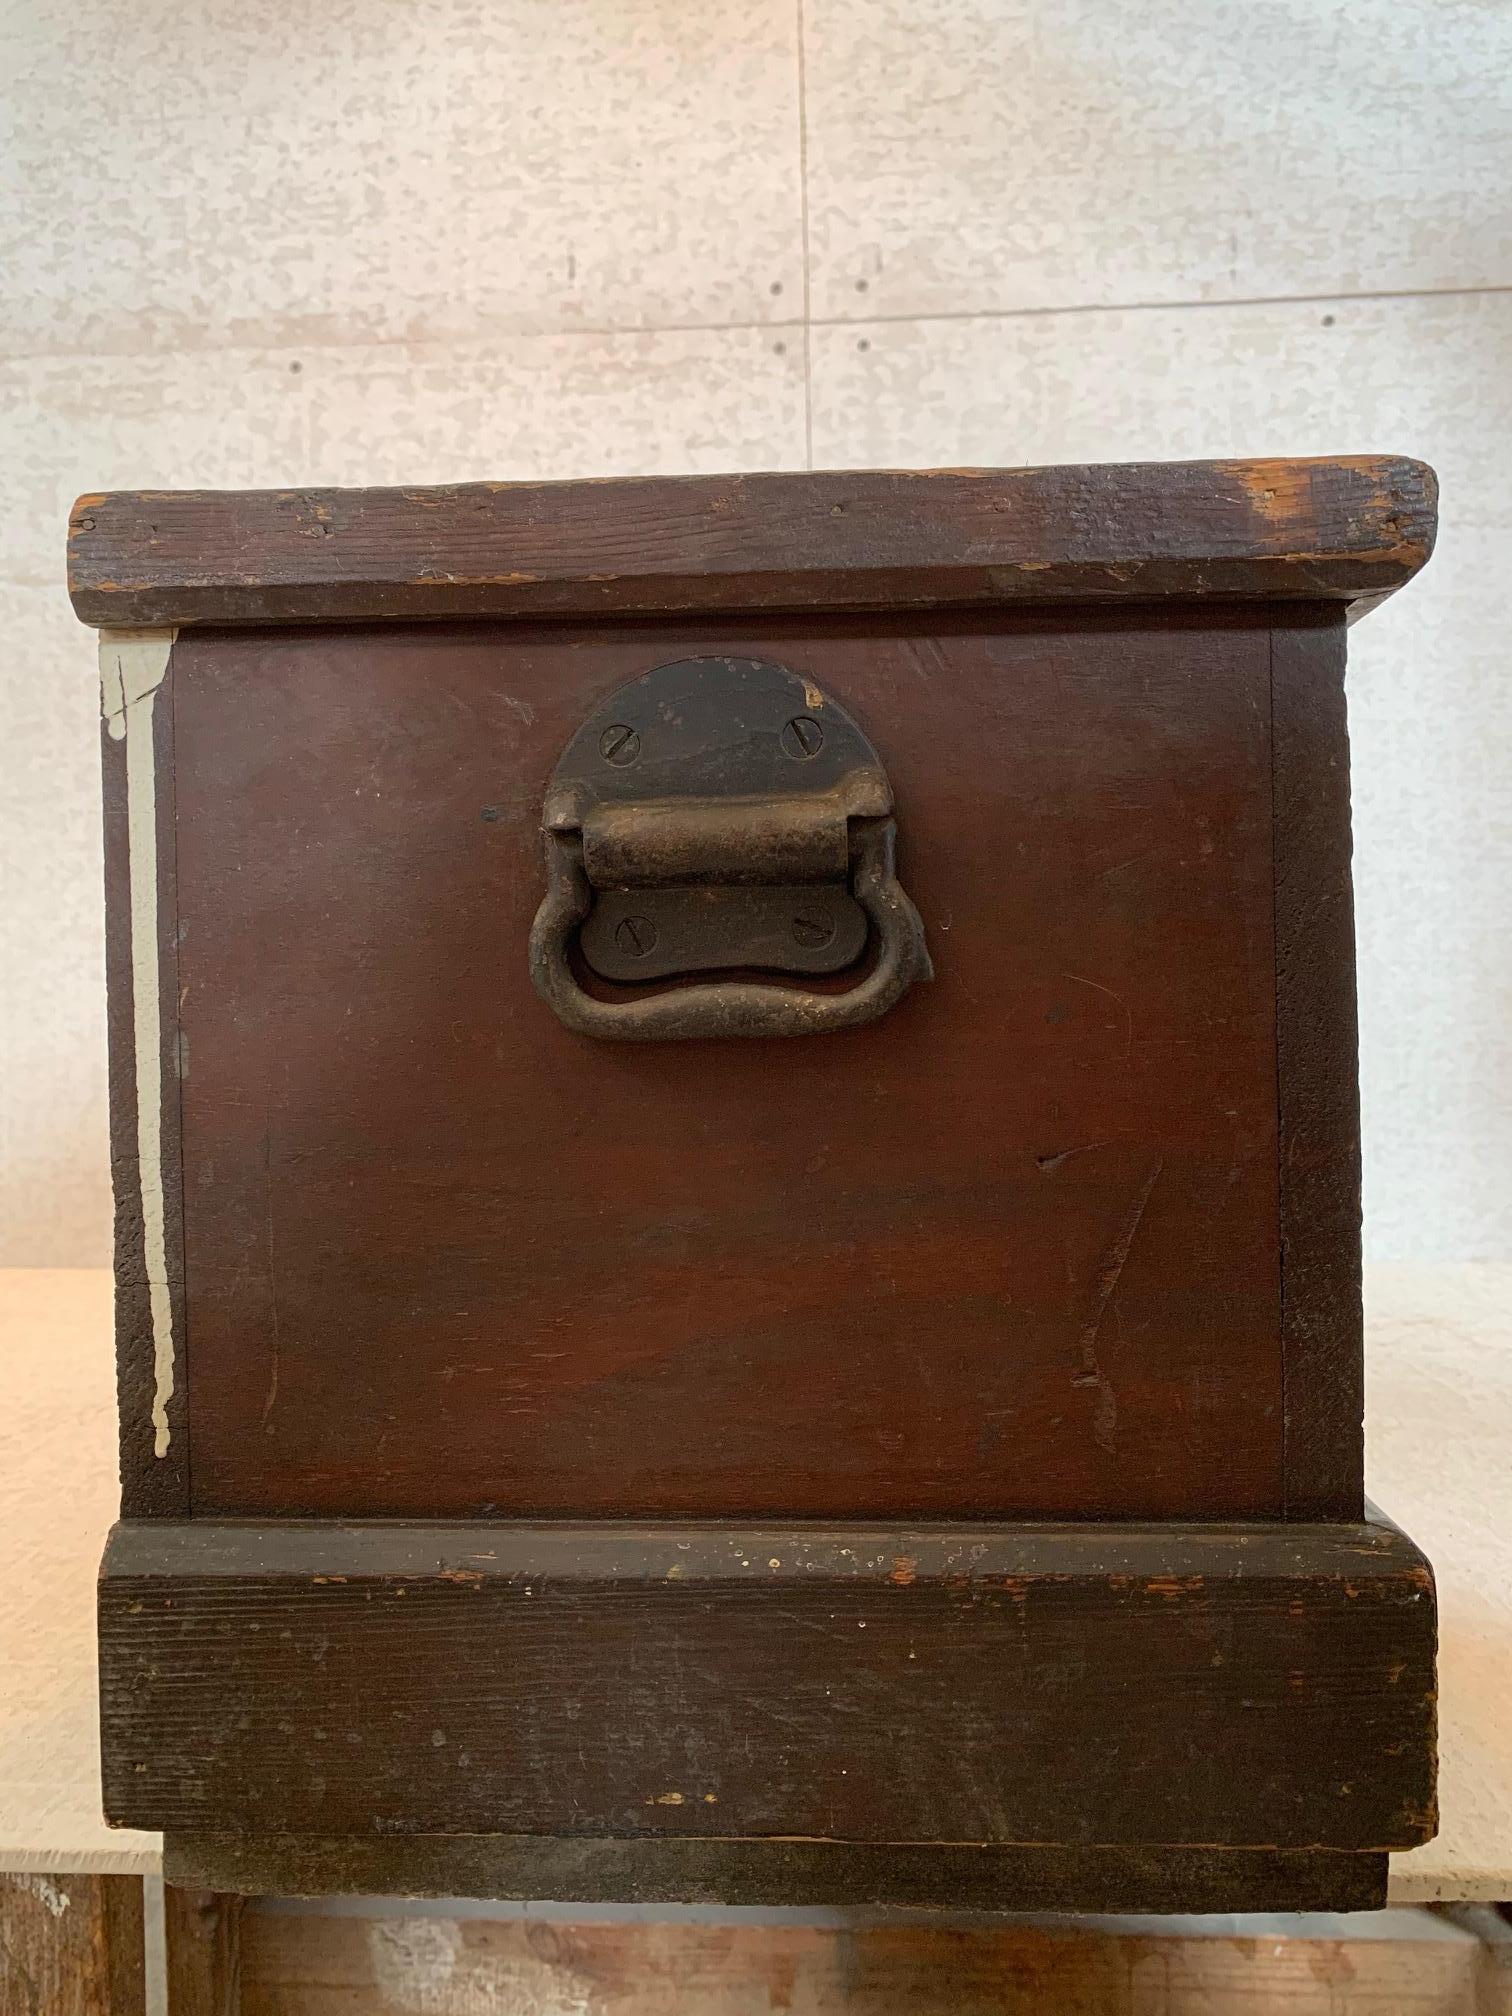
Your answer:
100;1514;1437;1857
164;1834;1391;1913
68;458;1436;629
1272;610;1365;1516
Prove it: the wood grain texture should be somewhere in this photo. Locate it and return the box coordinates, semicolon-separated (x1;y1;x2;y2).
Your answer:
1272;612;1364;1518
166;1835;1387;1912
236;1903;1512;2016
163;1886;243;2016
0;1874;144;2016
101;642;188;1515
98;1515;1437;1851
232;1909;1511;2016
169;609;1282;1521
67;459;1437;629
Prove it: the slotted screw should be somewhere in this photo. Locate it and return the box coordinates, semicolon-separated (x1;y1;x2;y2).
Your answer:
599;724;641;766
615;916;657;958
792;913;835;949
781;716;824;760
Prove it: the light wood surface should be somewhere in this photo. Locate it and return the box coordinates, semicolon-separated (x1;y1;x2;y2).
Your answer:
236;1904;1512;2015
0;1872;144;2015
0;1264;1506;1900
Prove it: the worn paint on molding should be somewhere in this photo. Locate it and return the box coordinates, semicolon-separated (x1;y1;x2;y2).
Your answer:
101;629;177;1459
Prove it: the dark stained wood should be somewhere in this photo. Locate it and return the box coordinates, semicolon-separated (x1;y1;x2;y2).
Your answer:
164;1886;243;2016
1272;611;1364;1519
86;458;1439;1898
170;607;1283;1521
0;1874;144;2016
68;459;1437;630
168;1834;1387;1912
100;634;189;1516
99;1514;1438;1851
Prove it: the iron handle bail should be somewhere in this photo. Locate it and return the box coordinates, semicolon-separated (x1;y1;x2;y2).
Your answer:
526;656;932;1041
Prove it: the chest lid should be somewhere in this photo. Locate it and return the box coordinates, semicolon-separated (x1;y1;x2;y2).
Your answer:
69;456;1435;631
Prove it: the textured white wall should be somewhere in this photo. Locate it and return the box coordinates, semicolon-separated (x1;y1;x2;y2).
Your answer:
2;0;1509;1263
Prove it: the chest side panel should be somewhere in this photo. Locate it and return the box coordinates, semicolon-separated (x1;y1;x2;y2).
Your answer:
174;611;1280;1517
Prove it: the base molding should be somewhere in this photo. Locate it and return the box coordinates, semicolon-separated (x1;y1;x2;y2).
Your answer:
102;1511;1435;1908
164;1834;1390;1912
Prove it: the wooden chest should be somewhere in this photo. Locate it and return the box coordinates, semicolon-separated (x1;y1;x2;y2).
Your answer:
75;459;1438;1910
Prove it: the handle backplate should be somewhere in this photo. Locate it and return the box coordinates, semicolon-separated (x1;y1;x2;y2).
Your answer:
527;656;931;1041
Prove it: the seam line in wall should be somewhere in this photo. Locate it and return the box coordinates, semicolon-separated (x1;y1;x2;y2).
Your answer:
5;282;1507;372
796;0;814;471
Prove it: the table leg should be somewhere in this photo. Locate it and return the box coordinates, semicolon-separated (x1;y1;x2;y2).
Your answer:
163;1888;242;2016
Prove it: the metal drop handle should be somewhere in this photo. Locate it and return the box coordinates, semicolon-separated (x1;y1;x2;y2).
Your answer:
526;655;932;1042
529;816;930;1042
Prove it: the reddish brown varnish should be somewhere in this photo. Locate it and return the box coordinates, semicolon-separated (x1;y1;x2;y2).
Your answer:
173;606;1282;1520
79;463;1435;1907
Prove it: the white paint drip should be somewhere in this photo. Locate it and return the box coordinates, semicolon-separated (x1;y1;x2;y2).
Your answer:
367;1919;461;2010
367;1917;591;2014
102;629;178;1460
20;1875;71;1919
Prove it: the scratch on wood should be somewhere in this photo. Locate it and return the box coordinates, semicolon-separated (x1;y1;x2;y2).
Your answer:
102;628;177;1459
261;1111;282;1433
1063;971;1133;1061
903;637;952;683
1074;1155;1164;1454
1036;1140;1109;1175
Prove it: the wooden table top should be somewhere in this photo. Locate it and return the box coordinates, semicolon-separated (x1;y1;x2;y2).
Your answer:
1;1264;1506;1901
